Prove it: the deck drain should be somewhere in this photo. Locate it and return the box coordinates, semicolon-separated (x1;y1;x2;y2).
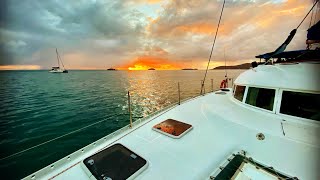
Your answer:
256;133;265;140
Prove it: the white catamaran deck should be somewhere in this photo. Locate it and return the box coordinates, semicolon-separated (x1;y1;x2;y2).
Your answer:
25;89;320;180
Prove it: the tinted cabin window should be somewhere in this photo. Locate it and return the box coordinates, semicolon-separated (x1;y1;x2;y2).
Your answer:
234;85;245;101
280;91;320;121
245;87;275;111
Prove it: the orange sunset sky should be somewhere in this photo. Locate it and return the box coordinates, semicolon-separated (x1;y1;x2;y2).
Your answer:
0;0;317;70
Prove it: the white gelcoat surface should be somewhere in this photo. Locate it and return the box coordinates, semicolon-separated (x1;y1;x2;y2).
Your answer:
235;62;320;92
24;63;320;180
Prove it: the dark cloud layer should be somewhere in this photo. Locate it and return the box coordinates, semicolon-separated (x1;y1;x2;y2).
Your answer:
0;0;145;67
0;0;316;69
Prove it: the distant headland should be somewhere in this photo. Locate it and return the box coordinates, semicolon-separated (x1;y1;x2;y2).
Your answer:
212;63;251;70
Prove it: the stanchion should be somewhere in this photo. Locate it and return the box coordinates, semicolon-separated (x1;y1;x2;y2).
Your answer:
128;91;132;128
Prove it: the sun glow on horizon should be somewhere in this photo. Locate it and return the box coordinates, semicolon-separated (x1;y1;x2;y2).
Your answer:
128;64;149;70
0;65;41;70
119;55;185;70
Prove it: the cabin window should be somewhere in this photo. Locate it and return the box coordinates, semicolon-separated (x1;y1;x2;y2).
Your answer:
234;85;245;101
245;87;275;111
280;91;320;121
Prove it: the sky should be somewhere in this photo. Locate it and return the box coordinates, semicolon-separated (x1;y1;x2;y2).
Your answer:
0;0;317;70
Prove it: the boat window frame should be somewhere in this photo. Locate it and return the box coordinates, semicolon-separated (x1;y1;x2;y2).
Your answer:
233;84;278;113
233;84;247;102
244;86;277;112
276;89;320;122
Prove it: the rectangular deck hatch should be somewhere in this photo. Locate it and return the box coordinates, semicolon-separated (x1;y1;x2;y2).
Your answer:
211;153;296;180
82;143;148;180
152;119;193;138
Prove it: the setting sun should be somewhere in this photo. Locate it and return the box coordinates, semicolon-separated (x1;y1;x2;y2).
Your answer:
120;55;185;70
128;65;150;70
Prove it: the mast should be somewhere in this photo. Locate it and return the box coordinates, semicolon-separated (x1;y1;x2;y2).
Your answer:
55;48;67;70
56;48;60;68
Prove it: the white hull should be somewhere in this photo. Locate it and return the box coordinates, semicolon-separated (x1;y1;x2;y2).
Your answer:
49;69;68;73
23;90;320;180
24;62;320;180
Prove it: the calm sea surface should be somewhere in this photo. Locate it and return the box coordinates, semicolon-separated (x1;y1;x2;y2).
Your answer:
0;70;244;179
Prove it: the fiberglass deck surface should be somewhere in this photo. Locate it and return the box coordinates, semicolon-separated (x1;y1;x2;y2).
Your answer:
41;91;320;180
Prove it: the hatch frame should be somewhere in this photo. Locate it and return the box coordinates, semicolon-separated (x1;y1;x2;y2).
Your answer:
152;119;193;139
80;143;148;180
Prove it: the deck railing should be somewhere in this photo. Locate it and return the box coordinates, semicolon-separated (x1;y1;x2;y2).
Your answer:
127;78;234;127
7;77;234;179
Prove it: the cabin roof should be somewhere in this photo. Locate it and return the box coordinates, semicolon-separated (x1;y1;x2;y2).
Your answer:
234;62;320;92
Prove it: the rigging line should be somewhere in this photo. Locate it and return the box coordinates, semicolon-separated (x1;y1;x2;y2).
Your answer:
56;48;60;68
58;51;66;69
314;6;319;25
296;0;319;29
201;0;226;94
0;114;120;161
309;7;314;28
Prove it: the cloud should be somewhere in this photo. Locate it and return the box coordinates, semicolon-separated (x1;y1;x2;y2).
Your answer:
7;40;27;48
125;0;163;4
148;0;312;65
0;0;146;67
0;0;315;69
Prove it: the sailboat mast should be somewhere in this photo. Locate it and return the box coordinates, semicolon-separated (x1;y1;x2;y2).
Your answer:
56;48;60;68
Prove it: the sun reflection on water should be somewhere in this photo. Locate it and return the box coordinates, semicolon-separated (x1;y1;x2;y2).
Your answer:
123;70;244;120
126;71;177;118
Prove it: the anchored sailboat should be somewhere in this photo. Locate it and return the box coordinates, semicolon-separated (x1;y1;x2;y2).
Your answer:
49;48;68;73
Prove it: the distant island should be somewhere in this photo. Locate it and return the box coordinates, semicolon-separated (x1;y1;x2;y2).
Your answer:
107;68;117;71
148;68;155;70
212;63;251;70
182;68;198;70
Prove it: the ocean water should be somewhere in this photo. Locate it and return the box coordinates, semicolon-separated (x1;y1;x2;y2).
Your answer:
0;70;244;179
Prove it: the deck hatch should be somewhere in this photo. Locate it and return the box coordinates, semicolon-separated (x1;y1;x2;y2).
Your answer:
152;119;193;138
82;143;148;180
211;153;296;180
